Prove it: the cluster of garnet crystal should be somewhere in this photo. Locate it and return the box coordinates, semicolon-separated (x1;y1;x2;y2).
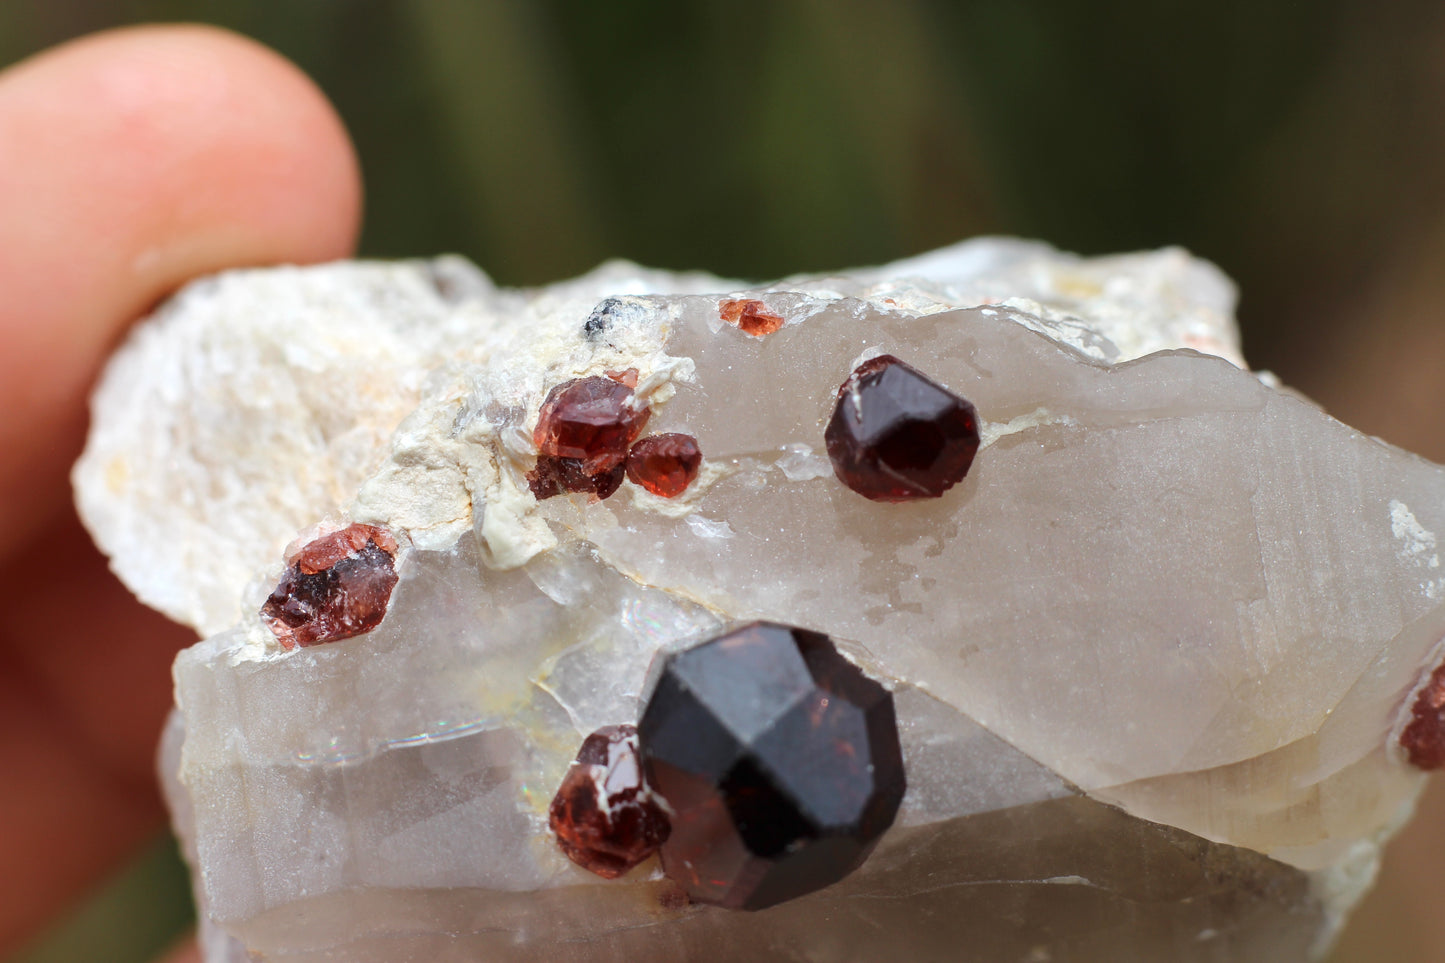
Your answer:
528;375;702;501
548;622;906;911
825;354;980;502
719;298;785;338
260;523;400;649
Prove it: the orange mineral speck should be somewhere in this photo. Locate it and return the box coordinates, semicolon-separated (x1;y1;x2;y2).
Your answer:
605;368;640;388
719;299;784;337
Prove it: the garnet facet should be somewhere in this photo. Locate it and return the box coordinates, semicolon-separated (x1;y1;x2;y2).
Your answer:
824;354;980;502
549;724;671;879
626;433;703;498
719;299;784;337
260;523;400;649
529;376;650;500
638;622;905;910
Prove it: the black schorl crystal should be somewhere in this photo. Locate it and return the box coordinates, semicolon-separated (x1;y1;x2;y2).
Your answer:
637;621;905;910
583;298;620;340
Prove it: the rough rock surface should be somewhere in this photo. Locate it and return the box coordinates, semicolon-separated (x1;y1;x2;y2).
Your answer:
75;238;1445;961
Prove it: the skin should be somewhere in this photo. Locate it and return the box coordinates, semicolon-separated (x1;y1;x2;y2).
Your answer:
0;24;360;960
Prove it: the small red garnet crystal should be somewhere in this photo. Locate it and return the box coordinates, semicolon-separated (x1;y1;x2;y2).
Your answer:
824;354;980;502
719;299;784;337
260;523;400;649
626;433;703;498
549;724;671;879
529;376;650;500
1401;662;1445;769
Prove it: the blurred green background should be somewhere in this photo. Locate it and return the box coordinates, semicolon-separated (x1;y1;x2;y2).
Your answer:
5;2;1445;961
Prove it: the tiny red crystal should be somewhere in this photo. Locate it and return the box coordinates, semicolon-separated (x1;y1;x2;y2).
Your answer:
605;367;640;388
549;724;671;879
626;433;703;498
824;354;980;502
1401;661;1445;769
719;298;784;337
529;376;650;500
260;523;400;649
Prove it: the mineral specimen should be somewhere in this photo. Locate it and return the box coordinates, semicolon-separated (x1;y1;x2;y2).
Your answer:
823;354;981;502
549;724;670;879
638;622;904;910
72;239;1445;961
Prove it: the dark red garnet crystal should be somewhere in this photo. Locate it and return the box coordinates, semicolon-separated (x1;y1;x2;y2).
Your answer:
529;376;650;500
626;433;703;498
549;724;671;878
638;622;905;910
824;354;979;502
1401;662;1445;769
260;523;400;649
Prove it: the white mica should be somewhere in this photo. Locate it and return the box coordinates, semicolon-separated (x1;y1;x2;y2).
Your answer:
80;237;1445;962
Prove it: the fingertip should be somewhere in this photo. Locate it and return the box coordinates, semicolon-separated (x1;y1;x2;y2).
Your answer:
0;23;362;548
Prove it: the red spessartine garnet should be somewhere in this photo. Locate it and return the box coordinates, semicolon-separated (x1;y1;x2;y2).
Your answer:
719;299;784;337
549;724;671;879
529;376;650;500
260;523;400;649
824;354;980;502
638;622;905;910
626;433;703;498
528;456;626;501
1401;662;1445;768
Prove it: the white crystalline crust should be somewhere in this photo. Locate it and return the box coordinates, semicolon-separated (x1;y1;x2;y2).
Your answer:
78;238;1445;961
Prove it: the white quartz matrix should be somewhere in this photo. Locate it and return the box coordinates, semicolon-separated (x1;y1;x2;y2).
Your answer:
75;238;1445;963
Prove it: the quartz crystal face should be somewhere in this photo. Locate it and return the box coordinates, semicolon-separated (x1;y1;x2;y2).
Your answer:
549;725;671;879
72;239;1445;961
638;622;905;910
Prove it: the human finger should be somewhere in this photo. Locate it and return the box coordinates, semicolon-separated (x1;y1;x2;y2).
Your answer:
0;23;362;555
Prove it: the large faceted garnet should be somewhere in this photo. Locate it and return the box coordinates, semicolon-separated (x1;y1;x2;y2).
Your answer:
824;354;979;502
638;622;905;910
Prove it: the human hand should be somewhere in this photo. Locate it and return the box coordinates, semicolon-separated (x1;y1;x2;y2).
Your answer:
0;25;360;961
